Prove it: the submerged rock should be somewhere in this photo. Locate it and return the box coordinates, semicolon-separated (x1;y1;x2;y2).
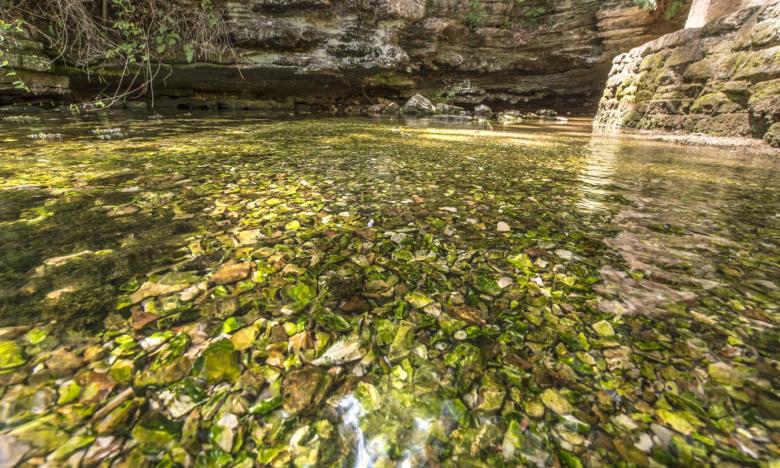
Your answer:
541;388;573;415
0;341;25;370
282;367;332;415
197;340;240;384
210;262;254;285
311;334;365;366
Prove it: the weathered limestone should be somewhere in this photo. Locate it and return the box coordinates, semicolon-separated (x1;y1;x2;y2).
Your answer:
685;0;764;29
2;0;688;111
595;1;780;146
0;30;69;103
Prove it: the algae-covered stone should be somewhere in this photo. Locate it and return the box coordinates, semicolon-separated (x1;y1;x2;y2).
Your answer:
110;359;134;384
388;320;414;362
0;341;26;370
355;382;381;412
131;412;181;446
198;339;241;384
47;433;94;462
130;281;187;304
284;281;316;311
476;375;506;412
405;291;432;309
707;362;749;387
95;398;142;435
656;408;696;436
230;323;260;351
541;388;573;415
57;380;82;405
592;320;615;337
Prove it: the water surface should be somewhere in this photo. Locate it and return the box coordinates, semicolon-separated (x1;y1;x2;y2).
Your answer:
0;113;778;466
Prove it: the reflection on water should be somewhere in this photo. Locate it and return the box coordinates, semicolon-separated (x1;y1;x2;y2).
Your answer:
0;112;778;466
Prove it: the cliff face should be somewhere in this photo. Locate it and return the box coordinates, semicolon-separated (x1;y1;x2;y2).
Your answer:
0;31;68;105
3;0;687;112
595;1;780;146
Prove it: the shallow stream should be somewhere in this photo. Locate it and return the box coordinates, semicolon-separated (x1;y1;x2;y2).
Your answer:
0;112;778;466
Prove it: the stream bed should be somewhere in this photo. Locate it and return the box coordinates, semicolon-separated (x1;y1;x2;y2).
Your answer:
0;112;779;466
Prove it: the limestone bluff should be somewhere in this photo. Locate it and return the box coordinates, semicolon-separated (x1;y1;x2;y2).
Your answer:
2;0;686;112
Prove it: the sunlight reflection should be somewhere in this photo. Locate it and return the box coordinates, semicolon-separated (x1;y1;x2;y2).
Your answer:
337;394;434;468
577;134;621;212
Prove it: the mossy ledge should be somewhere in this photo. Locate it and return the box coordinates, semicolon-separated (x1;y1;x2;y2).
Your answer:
595;1;780;147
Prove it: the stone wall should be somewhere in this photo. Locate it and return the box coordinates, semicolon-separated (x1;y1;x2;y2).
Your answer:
595;1;780;146
0;31;69;104
2;0;688;111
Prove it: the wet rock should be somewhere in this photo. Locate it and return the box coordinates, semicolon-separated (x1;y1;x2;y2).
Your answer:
541;388;573;415
435;103;466;115
388;321;414;361
107;205;139;218
383;102;400;115
135;356;192;387
211;412;240;452
311;335;365;366
95;398;142;435
536;109;558;118
498;111;524;124
340;295;369;313
45;348;83;377
0;341;26;371
282;367;332;414
447;305;486;325
0;435;30;466
592;320;615;337
474;104;493;118
27;133;62;140
402;94;435;115
210;262;254;285
131;412;181;447
230;323;260;351
197;339;240;384
708;361;750;386
405;291;432;308
130;281;188;304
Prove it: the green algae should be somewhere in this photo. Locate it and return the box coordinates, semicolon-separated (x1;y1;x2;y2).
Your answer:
0;112;777;465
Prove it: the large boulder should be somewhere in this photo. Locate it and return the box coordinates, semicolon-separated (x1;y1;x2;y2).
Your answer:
402;94;435;115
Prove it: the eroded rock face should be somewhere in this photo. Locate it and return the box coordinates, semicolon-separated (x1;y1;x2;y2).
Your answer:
3;0;687;112
0;30;69;104
595;0;780;143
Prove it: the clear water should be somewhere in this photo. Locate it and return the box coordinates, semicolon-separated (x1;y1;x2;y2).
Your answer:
0;112;778;466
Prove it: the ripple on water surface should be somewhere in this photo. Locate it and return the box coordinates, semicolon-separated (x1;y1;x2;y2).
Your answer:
0;113;778;466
